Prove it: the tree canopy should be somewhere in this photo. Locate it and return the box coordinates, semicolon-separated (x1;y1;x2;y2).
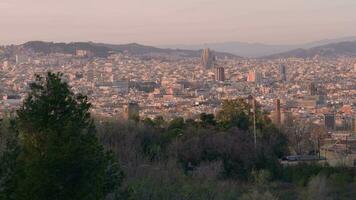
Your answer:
0;72;123;200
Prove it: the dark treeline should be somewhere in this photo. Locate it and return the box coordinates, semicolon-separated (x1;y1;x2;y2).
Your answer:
1;73;355;200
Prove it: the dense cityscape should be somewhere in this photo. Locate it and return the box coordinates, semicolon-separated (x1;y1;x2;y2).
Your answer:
1;1;356;199
1;46;355;124
1;42;356;167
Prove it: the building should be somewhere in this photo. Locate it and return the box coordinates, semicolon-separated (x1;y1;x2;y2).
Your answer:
324;114;335;130
352;116;356;134
247;70;262;84
255;71;262;84
309;82;318;96
247;71;255;82
124;102;140;121
215;67;225;82
279;64;287;82
201;48;215;69
76;50;93;57
15;54;28;65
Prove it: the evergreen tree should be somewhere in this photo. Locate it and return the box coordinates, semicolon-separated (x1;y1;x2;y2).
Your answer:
0;72;123;200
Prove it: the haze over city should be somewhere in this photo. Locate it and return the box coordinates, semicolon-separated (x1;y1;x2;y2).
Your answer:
1;1;356;199
1;0;356;45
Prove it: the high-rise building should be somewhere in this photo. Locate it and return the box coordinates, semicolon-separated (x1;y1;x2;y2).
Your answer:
324;114;335;130
255;71;262;84
309;82;318;96
247;71;255;82
201;48;215;69
215;67;225;82
279;64;287;82
247;70;262;84
124;102;140;121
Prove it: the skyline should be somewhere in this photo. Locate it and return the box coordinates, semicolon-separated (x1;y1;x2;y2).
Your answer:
1;0;356;45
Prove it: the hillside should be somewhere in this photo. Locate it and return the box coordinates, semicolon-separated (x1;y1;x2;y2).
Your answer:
163;36;356;58
23;41;112;57
94;42;238;58
23;41;238;58
264;41;356;59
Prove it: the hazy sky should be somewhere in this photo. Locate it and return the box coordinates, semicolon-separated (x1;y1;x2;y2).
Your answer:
1;0;356;45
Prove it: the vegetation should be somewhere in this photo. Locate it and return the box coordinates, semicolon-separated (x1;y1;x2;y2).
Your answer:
0;73;123;200
1;73;355;199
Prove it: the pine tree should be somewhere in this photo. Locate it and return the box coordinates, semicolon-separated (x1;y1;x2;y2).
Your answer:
0;72;123;200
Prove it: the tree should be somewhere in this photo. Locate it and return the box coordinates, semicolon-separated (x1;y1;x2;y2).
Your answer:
199;113;216;127
216;99;251;130
282;118;316;155
0;119;20;200
0;72;123;200
168;117;185;130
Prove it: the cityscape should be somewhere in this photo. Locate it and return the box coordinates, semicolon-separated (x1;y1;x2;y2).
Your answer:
1;41;356;164
1;0;356;199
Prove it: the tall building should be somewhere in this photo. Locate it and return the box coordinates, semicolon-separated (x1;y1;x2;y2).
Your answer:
255;71;262;84
279;64;287;82
124;102;140;121
215;67;225;82
201;48;215;69
309;82;318;96
247;70;262;84
247;71;255;82
324;114;335;130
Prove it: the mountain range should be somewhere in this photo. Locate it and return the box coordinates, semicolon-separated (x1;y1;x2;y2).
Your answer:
265;40;356;59
22;41;237;59
16;37;356;59
162;36;356;58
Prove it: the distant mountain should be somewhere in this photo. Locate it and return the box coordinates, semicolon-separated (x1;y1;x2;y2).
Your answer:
23;41;238;58
23;41;112;57
162;36;356;58
162;42;294;58
93;42;237;58
265;41;356;59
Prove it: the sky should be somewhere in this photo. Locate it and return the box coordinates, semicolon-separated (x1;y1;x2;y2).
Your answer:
1;0;356;45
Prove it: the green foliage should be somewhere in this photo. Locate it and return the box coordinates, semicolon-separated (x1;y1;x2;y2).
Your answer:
0;122;20;200
119;162;244;200
328;171;353;187
199;113;217;127
216;99;252;130
280;163;354;187
142;118;155;127
250;170;272;186
305;174;329;200
241;189;279;200
128;98;288;182
0;72;122;200
168;117;185;130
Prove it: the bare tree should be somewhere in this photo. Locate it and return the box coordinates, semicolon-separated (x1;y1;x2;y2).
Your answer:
282;117;318;155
